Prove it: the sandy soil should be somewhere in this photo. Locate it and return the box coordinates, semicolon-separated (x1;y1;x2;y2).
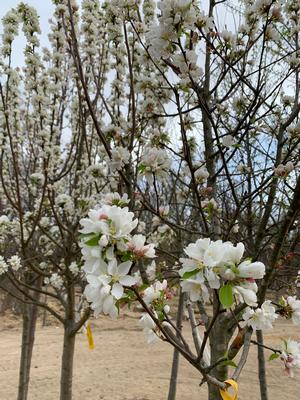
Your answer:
0;311;300;400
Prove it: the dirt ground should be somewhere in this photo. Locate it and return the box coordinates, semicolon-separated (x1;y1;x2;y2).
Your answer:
0;311;300;400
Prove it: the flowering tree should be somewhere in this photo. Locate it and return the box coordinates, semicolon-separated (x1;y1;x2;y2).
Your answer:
1;1;300;400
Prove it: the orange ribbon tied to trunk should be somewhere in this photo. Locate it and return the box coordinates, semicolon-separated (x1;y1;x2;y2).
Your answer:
219;379;238;400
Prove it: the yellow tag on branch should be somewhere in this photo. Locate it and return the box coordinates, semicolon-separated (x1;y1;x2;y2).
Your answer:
86;323;94;350
219;379;238;400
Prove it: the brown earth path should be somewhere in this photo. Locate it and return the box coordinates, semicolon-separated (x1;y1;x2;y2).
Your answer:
0;312;299;400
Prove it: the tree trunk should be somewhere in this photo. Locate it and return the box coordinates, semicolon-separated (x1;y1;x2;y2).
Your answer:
17;276;41;400
167;290;185;400
208;316;230;400
256;330;268;400
17;301;39;400
60;324;76;400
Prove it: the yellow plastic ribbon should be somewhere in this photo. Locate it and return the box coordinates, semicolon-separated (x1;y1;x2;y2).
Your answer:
219;379;238;400
86;323;94;350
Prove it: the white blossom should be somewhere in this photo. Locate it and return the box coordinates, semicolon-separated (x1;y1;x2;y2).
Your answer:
69;261;79;276
8;255;22;271
139;312;159;344
139;147;171;183
127;234;156;258
0;256;8;275
242;301;278;330
281;339;300;377
143;279;168;305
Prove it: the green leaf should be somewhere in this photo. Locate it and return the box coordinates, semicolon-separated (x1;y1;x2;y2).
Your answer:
84;235;99;246
182;269;199;280
220;359;238;368
268;353;279;361
278;296;286;307
231;265;239;275
121;252;132;262
138;283;149;292
158;311;164;322
219;284;234;308
79;233;93;238
138;164;146;173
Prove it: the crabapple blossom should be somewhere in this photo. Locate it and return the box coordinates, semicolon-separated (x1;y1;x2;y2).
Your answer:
236;260;265;280
7;255;22;272
127;234;156;258
69;262;80;276
274;161;294;177
44;273;64;290
179;238;265;306
281;339;300;377
158;205;169;216
221;134;235;147
242;301;278;330
80;198;158;319
0;256;8;275
143;279;168;305
139;312;159;344
139;147;171;183
180;275;210;302
146;260;157;281
194;166;209;183
281;296;300;325
233;281;259;307
101;192;130;207
79;204;138;247
109;146;130;171
84;258;138;318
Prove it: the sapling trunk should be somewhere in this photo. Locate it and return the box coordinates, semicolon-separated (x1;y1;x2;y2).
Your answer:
167;289;185;400
256;330;268;400
17;276;41;400
208;316;230;400
17;301;39;400
60;323;76;400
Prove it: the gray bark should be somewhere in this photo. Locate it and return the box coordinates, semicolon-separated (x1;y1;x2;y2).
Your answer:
60;324;76;400
256;330;268;400
167;290;185;400
17;276;41;400
17;301;39;400
208;315;230;400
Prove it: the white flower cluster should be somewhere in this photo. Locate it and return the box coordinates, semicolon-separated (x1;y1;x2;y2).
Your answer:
242;300;278;330
69;261;80;276
44;273;64;290
146;0;198;59
101;192;130;207
194;166;209;184
242;296;300;332
281;339;300;378
273;161;294;178
0;256;8;275
139;147;171;184
109;146;130;172
7;255;22;272
80;199;156;318
0;255;22;274
280;296;300;325
179;238;265;307
170;50;203;82
139;279;171;344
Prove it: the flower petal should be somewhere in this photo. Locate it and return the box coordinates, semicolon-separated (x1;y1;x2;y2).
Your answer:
111;282;124;299
118;261;132;276
119;275;137;287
